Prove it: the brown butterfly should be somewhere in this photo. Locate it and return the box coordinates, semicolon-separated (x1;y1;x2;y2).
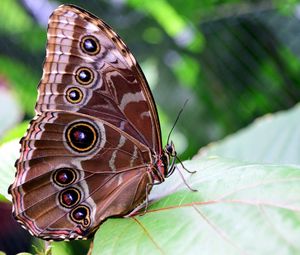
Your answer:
9;4;183;241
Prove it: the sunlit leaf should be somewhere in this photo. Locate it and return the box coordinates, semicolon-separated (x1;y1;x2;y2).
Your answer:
51;242;73;255
129;0;186;36
0;194;7;202
128;0;204;52
172;54;201;88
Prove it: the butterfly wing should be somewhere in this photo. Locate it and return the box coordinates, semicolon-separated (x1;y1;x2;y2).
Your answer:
9;4;162;240
38;4;162;153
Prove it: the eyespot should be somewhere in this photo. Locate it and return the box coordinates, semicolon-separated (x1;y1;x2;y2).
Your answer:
53;168;77;187
121;48;127;55
70;205;90;227
59;188;81;208
65;122;98;153
66;87;83;103
75;67;94;85
80;35;100;55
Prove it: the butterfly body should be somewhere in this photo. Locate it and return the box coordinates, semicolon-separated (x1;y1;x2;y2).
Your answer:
9;4;175;241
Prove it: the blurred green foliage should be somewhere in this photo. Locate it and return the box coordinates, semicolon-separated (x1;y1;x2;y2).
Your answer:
1;0;300;254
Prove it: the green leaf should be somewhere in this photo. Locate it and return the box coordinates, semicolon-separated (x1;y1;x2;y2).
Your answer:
0;121;28;145
0;194;7;202
0;56;38;115
197;103;300;165
128;0;204;52
128;0;186;36
51;242;73;255
92;158;300;255
50;240;91;255
0;139;19;201
0;0;32;34
0;84;22;138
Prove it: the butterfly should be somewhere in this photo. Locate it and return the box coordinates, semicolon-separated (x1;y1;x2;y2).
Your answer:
9;4;182;241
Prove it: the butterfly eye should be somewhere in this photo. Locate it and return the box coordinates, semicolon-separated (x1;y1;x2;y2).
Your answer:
66;87;83;103
53;168;77;187
75;67;94;85
81;35;100;55
66;122;98;153
71;205;90;227
59;188;81;208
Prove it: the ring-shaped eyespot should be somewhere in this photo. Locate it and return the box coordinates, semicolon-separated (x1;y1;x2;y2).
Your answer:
75;67;94;85
66;87;83;104
53;168;77;187
65;122;98;153
70;205;91;227
59;188;81;208
80;35;100;55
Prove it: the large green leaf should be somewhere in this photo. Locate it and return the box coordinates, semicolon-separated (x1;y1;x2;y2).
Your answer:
196;103;300;165
91;104;300;254
92;158;300;255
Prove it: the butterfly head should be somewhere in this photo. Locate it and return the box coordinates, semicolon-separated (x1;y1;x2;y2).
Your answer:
153;141;176;180
165;141;176;158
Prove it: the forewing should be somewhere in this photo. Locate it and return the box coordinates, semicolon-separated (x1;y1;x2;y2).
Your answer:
37;4;162;152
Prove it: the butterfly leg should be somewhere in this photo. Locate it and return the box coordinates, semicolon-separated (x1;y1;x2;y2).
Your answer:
175;165;197;192
140;180;164;216
125;186;150;217
44;241;51;255
166;155;197;191
87;239;94;255
127;172;164;218
176;156;197;174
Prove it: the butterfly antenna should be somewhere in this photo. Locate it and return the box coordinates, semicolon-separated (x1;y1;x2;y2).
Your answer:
167;99;189;145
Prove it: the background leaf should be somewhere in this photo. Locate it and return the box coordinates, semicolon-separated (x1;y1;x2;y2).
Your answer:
0;122;28;145
196;102;300;165
0;139;19;201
